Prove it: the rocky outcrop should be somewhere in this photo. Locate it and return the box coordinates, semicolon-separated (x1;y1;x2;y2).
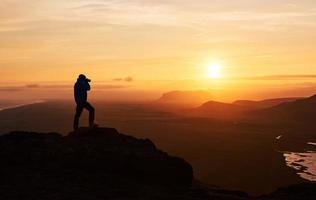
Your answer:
0;127;197;200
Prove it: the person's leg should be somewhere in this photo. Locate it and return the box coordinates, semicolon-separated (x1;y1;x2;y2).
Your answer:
84;102;95;127
73;104;84;130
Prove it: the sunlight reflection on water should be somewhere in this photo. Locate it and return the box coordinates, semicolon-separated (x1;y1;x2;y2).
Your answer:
308;142;316;146
284;150;316;182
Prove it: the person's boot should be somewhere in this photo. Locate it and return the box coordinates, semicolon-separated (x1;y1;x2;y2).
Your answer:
89;123;98;128
73;120;79;131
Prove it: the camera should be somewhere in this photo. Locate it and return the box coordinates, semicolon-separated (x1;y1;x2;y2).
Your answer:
86;78;91;82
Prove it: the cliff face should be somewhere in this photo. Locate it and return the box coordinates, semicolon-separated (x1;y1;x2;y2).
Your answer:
0;127;315;200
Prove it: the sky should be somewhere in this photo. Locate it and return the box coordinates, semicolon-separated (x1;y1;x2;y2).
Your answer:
1;0;316;101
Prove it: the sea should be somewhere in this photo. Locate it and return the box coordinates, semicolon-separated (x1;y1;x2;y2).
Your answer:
0;100;44;112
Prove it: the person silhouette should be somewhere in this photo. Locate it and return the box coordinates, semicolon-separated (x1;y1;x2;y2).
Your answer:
73;74;96;130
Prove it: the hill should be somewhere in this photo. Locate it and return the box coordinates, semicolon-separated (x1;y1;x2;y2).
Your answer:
233;98;302;110
252;95;316;126
154;90;212;107
184;97;302;120
185;100;247;119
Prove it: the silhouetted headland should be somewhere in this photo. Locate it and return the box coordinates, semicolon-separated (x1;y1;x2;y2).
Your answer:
0;127;315;199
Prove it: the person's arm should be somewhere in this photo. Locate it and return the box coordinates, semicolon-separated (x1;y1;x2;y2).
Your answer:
86;81;91;91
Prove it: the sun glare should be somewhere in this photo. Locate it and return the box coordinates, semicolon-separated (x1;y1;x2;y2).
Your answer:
207;64;221;79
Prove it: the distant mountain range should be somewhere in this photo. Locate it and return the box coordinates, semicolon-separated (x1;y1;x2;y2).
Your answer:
152;91;311;120
153;90;304;115
183;97;303;120
252;94;316;126
233;97;302;110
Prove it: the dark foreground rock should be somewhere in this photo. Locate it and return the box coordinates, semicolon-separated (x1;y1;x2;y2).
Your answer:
0;127;315;200
0;127;230;200
259;183;316;200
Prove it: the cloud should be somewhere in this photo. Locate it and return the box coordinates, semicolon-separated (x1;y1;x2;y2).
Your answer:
0;87;22;92
42;84;129;90
94;85;129;90
1;0;316;82
71;1;180;27
242;75;316;80
68;0;316;33
0;84;42;92
26;84;40;88
0;83;128;92
113;76;134;82
0;84;41;92
2;1;316;34
124;76;133;82
42;84;71;89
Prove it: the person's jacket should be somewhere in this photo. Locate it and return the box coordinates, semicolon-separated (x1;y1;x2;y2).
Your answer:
74;78;90;104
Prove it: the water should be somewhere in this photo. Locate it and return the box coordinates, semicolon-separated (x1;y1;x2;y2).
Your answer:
283;147;316;182
308;142;316;146
0;100;44;111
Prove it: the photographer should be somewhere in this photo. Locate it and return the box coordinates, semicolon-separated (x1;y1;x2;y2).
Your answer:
73;74;96;130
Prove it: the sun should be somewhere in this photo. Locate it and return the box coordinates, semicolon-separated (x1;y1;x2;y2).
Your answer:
207;64;221;79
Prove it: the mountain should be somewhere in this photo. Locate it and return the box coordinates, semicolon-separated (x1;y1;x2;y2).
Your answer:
0;127;315;199
185;100;247;119
253;94;316;126
155;90;212;107
233;97;303;110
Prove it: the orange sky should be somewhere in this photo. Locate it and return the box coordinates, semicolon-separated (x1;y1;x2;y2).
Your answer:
1;0;316;101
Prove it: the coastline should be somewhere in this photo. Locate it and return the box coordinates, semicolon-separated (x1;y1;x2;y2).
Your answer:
0;100;45;112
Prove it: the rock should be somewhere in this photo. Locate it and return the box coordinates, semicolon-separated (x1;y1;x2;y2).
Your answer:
0;127;195;200
259;183;316;200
